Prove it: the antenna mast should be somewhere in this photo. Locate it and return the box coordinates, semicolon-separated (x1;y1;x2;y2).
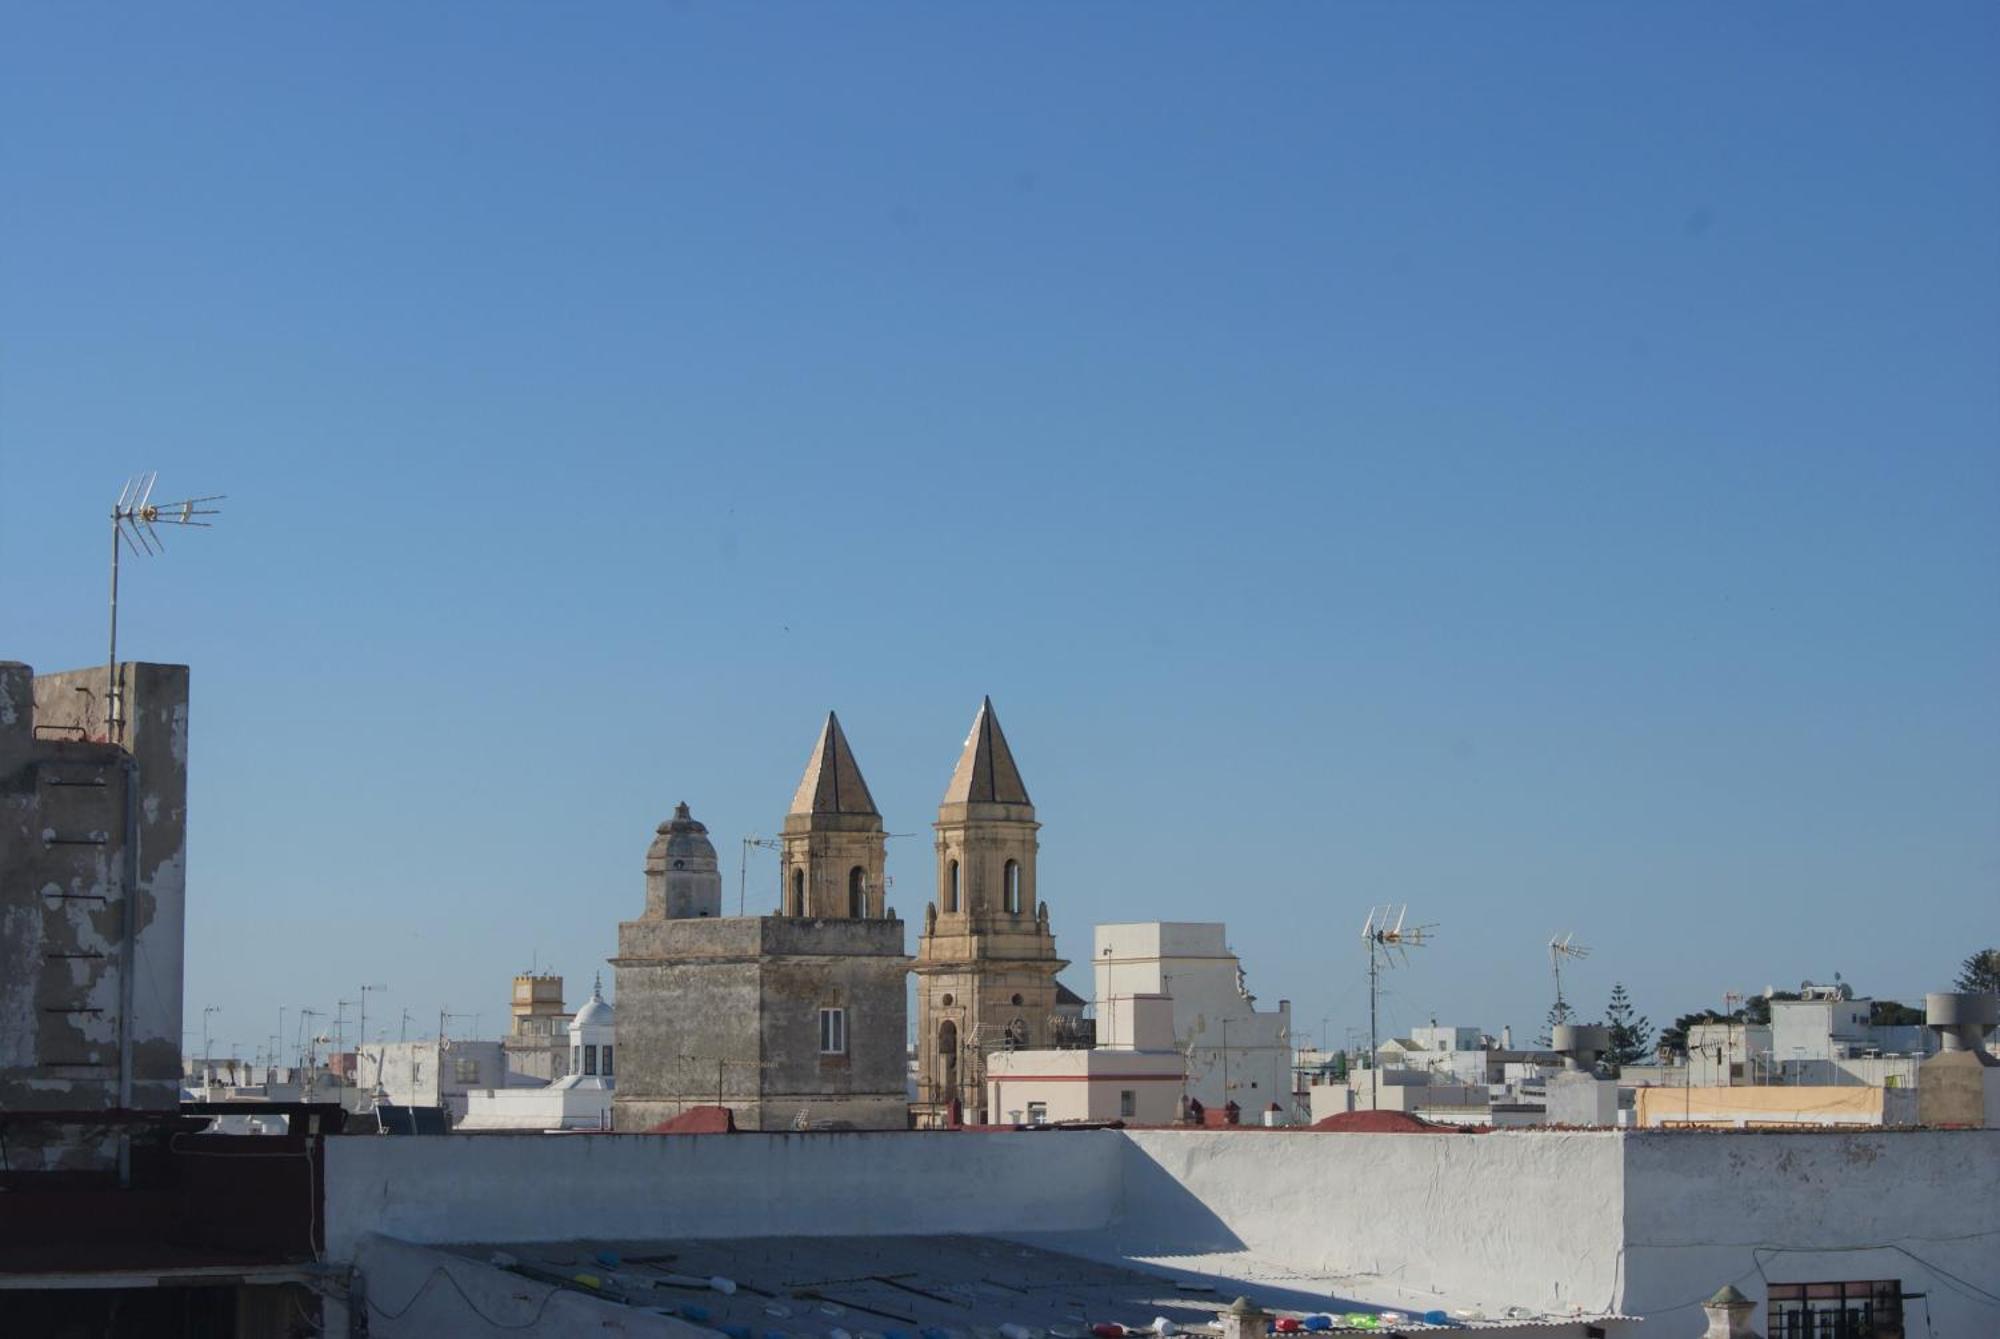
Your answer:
106;473;223;742
1549;933;1591;1031
740;835;782;915
1361;906;1435;1111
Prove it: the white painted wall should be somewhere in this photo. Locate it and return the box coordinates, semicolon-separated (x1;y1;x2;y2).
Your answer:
1116;1129;1627;1319
321;1126;2000;1339
357;1040;509;1118
1620;1129;2000;1339
323;1130;1122;1260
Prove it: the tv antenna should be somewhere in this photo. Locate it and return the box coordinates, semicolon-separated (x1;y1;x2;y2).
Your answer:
1549;933;1590;1028
106;473;224;741
1361;906;1435;1110
740;835;783;915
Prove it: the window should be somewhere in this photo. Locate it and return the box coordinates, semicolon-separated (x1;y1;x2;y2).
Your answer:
584;1044;598;1076
1004;860;1021;914
1767;1281;1902;1339
788;868;805;916
1119;1090;1136;1118
1027;1101;1048;1126
453;1057;481;1086
1005;1018;1028;1050
571;1046;581;1073
946;860;960;913
602;1045;613;1077
848;866;867;918
819;1007;847;1055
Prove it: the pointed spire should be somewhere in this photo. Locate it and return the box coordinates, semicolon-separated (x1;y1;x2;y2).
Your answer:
942;696;1032;807
789;711;880;817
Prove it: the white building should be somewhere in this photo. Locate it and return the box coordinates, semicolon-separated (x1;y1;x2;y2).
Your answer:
354;1038;513;1122
459;982;616;1132
1094;922;1291;1115
1768;989;1933;1082
986;994;1184;1126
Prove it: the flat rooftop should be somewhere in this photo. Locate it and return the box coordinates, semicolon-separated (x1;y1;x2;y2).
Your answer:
438;1234;1630;1336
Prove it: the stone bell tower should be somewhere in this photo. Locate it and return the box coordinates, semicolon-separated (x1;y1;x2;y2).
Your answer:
645;802;722;919
914;698;1066;1126
780;711;888;919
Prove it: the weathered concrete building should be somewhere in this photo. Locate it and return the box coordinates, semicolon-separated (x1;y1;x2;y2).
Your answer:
613;717;910;1131
914;699;1067;1127
0;659;188;1175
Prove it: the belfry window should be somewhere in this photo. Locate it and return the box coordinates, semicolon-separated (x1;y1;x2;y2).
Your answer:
849;866;867;918
946;860;960;913
789;868;805;917
1004;860;1022;914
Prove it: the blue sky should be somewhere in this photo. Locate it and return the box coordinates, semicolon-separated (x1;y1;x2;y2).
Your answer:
5;4;1995;1062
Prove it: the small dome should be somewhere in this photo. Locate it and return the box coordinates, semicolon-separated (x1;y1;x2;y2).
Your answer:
649;801;717;863
571;976;614;1031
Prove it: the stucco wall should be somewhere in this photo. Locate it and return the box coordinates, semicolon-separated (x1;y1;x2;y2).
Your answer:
322;1127;2000;1336
1619;1128;2000;1339
322;1130;1123;1260
1117;1130;1627;1318
0;661;187;1171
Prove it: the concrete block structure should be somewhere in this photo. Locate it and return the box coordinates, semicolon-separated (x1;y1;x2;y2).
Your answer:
1916;992;2000;1128
0;659;188;1174
914;699;1068;1127
614;717;910;1132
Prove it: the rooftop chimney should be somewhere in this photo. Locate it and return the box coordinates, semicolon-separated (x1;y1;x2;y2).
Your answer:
1925;993;1998;1058
1552;1024;1611;1072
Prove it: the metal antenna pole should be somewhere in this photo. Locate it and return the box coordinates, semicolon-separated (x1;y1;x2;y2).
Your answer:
107;504;121;741
1362;906;1436;1113
103;474;224;742
1368;937;1380;1110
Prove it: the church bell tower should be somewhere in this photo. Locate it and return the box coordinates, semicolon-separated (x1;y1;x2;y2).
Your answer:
914;698;1065;1126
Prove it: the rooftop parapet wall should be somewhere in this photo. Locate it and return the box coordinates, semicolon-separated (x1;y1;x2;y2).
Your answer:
1620;1128;2000;1339
317;1126;2000;1339
618;914;907;963
322;1130;1123;1260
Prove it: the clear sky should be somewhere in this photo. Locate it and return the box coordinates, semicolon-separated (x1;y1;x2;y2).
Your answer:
4;4;1995;1063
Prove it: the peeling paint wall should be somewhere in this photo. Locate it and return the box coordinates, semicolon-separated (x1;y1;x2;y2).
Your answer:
0;660;188;1171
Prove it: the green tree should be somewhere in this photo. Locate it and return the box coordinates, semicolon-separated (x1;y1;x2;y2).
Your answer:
1956;949;2000;995
1605;983;1654;1069
1870;999;1924;1027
